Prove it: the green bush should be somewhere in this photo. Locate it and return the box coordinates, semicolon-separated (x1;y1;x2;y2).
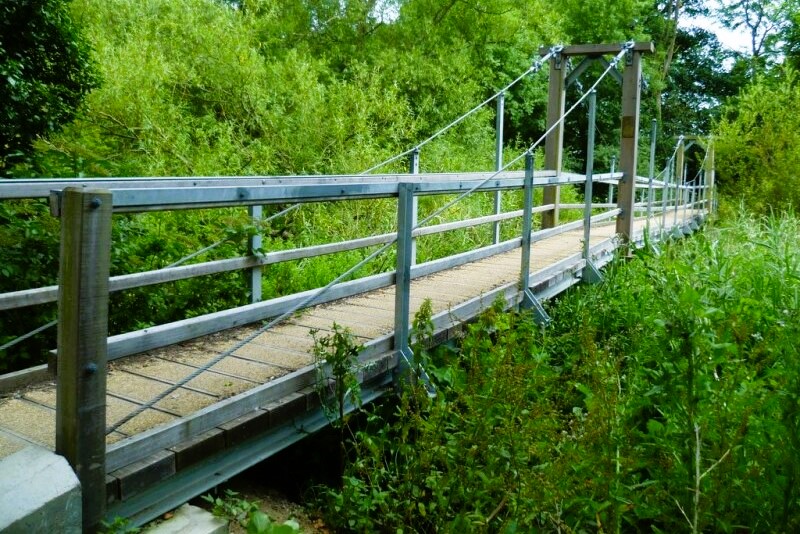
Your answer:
715;69;800;213
318;211;800;532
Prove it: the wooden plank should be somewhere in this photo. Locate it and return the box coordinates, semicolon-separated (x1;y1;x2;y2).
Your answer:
110;450;176;501
105;365;315;471
0;364;51;393
54;188;112;532
103;236;530;362
218;408;271;447
539;42;655;56
168;428;227;471
265;392;306;428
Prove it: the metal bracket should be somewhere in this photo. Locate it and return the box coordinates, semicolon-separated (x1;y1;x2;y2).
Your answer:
521;289;551;325
49;190;63;217
625;45;634;66
582;260;604;284
552;46;563;70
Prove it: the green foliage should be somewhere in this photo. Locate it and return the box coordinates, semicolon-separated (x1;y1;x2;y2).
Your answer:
100;516;140;534
202;490;300;534
715;69;800;212
318;212;800;532
0;0;98;174
311;323;363;426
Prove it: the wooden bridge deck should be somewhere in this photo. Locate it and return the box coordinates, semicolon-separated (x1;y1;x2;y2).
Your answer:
0;213;696;522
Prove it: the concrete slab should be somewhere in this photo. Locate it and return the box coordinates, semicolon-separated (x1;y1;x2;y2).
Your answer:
143;504;227;534
0;446;81;533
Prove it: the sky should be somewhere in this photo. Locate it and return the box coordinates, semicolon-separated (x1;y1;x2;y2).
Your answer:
690;15;753;54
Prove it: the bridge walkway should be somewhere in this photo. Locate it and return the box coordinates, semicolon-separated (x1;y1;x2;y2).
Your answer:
0;216;672;468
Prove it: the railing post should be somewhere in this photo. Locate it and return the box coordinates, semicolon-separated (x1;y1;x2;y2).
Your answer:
493;92;505;244
647;119;657;221
675;138;685;225
583;90;602;283
520;153;534;293
519;154;551;323
615;47;646;241
661;158;668;235
248;205;263;303
543;48;566;229
394;182;415;380
608;155;616;204
705;142;716;214
409;149;420;264
682;163;689;228
54;187;112;533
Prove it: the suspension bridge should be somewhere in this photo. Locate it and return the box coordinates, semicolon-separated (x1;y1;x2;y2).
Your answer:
0;42;713;531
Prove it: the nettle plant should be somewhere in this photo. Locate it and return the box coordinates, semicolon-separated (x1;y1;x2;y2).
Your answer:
310;323;363;427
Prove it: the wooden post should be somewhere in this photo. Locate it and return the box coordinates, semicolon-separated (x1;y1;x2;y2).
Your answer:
54;187;112;533
542;50;566;229
248;205;262;303
615;48;645;240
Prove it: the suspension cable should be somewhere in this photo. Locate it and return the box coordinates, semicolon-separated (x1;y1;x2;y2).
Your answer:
162;50;555;272
106;43;634;431
359;49;558;175
416;44;631;229
106;238;395;434
0;319;57;353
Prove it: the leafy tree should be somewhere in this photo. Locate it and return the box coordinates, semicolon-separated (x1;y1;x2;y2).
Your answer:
715;68;800;212
0;0;98;175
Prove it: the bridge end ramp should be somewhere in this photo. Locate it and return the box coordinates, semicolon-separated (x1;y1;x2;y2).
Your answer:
0;445;82;533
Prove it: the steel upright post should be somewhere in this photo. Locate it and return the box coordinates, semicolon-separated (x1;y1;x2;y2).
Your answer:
493;92;505;244
647;119;657;221
583;91;602;283
54;187;112;533
248;205;263;303
543;50;566;229
616;46;648;241
520;153;534;293
661;158;668;234
705;142;715;214
608;155;616;204
409;149;419;265
675;138;685;225
394;182;415;380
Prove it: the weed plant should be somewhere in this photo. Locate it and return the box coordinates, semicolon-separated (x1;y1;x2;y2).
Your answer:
317;211;800;532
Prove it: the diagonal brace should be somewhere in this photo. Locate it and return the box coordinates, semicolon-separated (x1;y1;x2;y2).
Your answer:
521;288;551;325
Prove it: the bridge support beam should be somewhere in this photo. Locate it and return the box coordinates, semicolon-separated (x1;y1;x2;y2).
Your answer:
542;49;566;229
616;46;653;241
52;187;113;533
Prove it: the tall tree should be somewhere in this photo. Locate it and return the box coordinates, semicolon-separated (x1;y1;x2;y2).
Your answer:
717;0;798;69
0;0;98;175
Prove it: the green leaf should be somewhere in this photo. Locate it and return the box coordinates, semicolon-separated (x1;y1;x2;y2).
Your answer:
246;511;271;534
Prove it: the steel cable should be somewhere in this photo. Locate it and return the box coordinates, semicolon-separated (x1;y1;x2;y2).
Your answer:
106;43;633;433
